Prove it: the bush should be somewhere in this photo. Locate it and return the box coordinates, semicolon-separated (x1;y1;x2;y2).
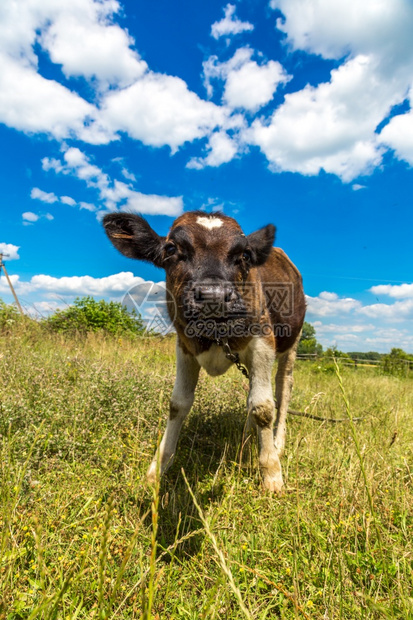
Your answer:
0;298;22;331
382;348;412;377
43;296;145;336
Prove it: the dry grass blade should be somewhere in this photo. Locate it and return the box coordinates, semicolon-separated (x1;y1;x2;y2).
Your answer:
182;468;254;620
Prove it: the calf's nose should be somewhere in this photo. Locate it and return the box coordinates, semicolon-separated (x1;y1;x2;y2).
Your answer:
193;280;235;304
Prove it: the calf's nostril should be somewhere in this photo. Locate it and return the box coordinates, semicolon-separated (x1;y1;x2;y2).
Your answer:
191;281;235;307
194;286;207;302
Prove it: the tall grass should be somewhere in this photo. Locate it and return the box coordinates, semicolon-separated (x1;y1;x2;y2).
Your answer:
0;326;412;618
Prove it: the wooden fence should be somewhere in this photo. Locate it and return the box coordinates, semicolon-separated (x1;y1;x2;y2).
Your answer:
296;353;412;375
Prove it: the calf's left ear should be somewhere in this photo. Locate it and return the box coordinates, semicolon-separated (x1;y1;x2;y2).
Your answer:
247;224;276;266
103;213;165;268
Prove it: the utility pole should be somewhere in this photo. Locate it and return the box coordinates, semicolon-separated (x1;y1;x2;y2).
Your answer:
0;252;23;314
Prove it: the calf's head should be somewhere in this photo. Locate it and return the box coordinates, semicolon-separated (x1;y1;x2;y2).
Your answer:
103;211;275;335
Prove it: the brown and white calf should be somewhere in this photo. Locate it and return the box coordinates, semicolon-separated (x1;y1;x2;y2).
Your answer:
103;211;305;492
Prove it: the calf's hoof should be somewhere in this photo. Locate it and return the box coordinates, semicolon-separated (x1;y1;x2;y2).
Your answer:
262;473;284;493
260;464;284;493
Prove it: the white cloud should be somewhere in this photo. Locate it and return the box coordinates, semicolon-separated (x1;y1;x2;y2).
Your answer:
1;271;148;299
1;271;144;299
31;187;78;208
120;167;136;182
43;147;183;216
204;48;289;112
0;243;20;260
42;157;64;173
370;283;413;299
251;55;397;181
270;0;413;65
63;147;101;177
352;183;366;191
313;321;374;334
0;0;146;88
0;273;21;295
31;187;59;203
60;196;76;206
79;202;97;212
101;72;225;152
306;291;361;317
224;58;288;111
22;211;54;224
380;106;413;165
22;212;39;223
0;53;103;142
1;0;413;181
260;0;413;180
364;329;413;350
1;271;169;328
307;288;413;323
0;0;112;143
187;131;239;169
29;300;67;317
29;271;144;296
211;4;254;40
0;0;226;154
358;299;413;321
319;292;338;301
122;192;181;217
40;8;147;89
196;48;289;168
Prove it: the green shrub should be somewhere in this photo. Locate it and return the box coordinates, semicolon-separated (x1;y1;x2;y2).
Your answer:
0;298;22;331
382;348;412;377
43;296;145;336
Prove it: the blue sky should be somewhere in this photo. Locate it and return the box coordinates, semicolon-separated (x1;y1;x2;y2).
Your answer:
1;0;413;352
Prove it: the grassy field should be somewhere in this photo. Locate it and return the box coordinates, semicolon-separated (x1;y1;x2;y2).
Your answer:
0;325;412;619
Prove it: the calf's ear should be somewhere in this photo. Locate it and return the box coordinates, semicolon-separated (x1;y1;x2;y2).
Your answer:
103;213;165;268
247;224;276;266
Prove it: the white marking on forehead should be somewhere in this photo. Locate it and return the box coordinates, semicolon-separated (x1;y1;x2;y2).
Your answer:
196;216;223;230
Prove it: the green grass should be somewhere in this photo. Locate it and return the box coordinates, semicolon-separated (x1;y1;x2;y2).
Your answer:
0;326;412;619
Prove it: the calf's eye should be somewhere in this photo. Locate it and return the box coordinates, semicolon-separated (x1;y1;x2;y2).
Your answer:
165;243;177;257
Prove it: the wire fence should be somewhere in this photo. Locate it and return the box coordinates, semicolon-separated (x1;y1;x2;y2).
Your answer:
296;353;413;376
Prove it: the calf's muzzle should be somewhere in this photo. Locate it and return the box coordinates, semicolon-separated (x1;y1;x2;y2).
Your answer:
183;278;245;321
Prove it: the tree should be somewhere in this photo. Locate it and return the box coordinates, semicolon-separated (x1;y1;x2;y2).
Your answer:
301;322;316;341
382;348;412;377
323;346;352;360
348;351;382;361
297;321;323;356
43;296;145;336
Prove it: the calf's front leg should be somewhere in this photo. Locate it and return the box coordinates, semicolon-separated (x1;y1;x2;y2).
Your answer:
147;343;200;484
246;337;283;493
274;335;300;457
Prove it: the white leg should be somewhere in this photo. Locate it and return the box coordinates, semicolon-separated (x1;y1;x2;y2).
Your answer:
240;410;256;464
244;337;282;492
274;336;299;457
147;342;200;484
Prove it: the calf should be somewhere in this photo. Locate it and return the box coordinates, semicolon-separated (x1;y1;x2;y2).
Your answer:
103;211;305;492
